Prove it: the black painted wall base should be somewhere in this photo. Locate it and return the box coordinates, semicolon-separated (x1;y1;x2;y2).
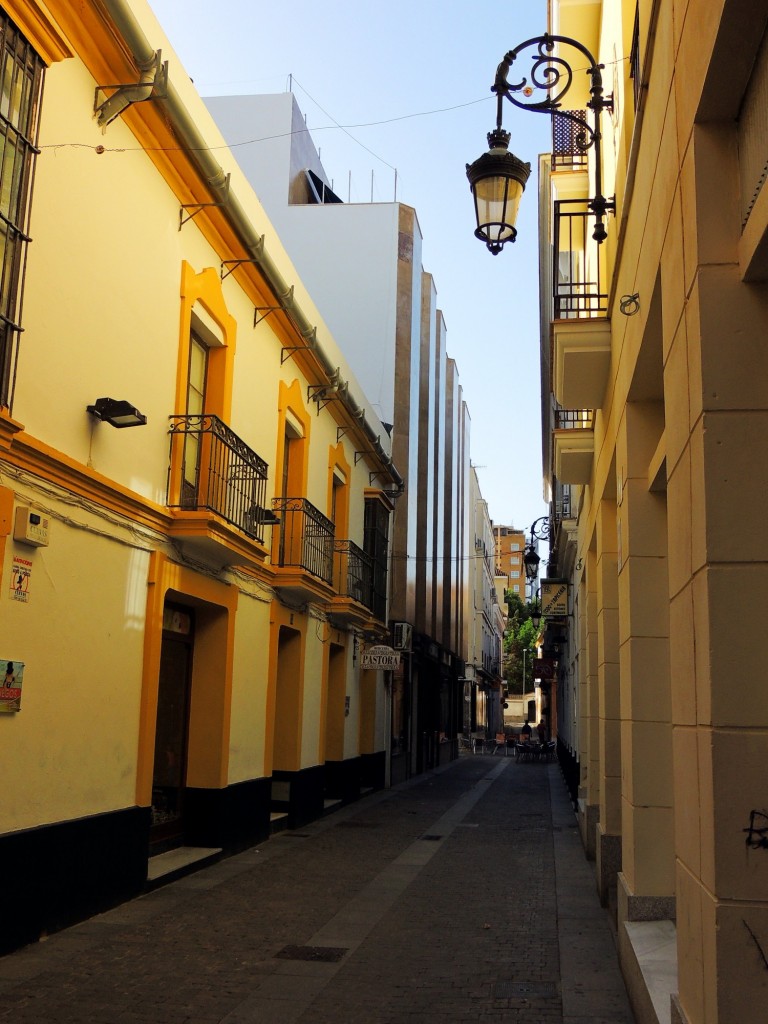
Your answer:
0;806;149;956
184;776;272;852
271;764;326;827
324;757;362;803
557;738;579;805
360;750;386;790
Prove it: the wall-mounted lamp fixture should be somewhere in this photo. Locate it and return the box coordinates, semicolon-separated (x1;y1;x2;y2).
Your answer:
523;515;551;582
467;33;615;252
87;397;147;428
250;505;281;527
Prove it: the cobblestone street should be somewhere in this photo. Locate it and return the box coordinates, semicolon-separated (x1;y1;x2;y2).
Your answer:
0;756;634;1023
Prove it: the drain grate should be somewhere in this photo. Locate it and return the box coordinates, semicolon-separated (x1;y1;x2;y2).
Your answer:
493;981;558;1000
276;944;348;963
419;834;443;841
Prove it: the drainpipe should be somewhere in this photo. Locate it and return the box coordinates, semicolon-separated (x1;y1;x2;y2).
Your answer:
95;48;162;128
99;0;403;491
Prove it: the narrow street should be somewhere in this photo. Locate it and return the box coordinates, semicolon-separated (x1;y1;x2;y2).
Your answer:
0;756;633;1023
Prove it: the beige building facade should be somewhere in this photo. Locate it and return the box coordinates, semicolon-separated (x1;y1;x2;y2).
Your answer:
534;1;768;1022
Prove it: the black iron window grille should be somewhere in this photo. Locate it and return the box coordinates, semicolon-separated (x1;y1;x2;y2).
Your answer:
271;497;335;585
364;498;389;623
551;110;589;170
167;414;269;541
0;11;44;408
553;198;608;319
554;408;594;430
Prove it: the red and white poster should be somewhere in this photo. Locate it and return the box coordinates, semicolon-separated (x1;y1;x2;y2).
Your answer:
0;659;24;712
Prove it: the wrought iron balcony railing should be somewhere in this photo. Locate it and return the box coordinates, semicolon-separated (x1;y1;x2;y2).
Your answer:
553;480;573;522
167;414;270;542
552;110;589;170
333;538;388;621
272;497;335;585
553;198;608;319
554;409;594;430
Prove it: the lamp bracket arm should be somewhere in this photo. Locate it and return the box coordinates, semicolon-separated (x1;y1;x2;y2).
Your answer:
494;33;612;119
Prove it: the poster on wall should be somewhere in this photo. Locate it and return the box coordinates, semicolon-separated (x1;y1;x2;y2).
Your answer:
0;659;24;712
10;556;31;602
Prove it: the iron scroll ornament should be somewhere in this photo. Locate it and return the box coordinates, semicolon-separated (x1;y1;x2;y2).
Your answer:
491;34;616;242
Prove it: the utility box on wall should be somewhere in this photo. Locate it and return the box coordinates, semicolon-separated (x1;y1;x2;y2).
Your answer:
13;507;50;547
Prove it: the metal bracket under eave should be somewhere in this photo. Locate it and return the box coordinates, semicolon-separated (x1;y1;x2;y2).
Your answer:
220;259;260;281
253;306;281;327
280;345;307;365
179;174;231;229
336;426;351;442
307;384;335;413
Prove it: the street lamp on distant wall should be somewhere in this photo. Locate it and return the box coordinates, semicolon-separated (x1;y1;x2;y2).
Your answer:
466;33;615;252
523;515;550;584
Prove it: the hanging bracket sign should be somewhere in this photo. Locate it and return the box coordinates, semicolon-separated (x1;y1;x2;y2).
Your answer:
361;644;400;670
541;578;569;617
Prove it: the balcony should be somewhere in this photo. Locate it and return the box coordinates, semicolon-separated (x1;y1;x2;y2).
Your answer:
329;539;387;627
552;111;589;171
167;414;270;568
553;409;595;485
551;199;611;410
271;497;335;602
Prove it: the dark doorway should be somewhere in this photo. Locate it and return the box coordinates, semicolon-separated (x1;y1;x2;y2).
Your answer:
151;607;194;851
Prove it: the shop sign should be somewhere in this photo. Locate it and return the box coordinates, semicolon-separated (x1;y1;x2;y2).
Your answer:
0;659;24;712
533;658;557;679
361;645;400;670
541;579;568;617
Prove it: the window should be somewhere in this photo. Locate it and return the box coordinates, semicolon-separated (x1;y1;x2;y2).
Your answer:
364;497;390;622
0;11;44;408
181;331;208;505
513;585;520;593
511;543;520;551
511;570;520;579
629;4;641;111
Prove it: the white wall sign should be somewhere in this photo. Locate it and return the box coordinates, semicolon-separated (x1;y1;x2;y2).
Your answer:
361;645;400;670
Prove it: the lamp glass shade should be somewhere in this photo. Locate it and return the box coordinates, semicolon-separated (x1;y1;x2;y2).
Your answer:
523;546;541;581
473;173;524;248
467;131;531;254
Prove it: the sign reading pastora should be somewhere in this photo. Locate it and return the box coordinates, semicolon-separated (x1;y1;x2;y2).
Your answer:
541;579;569;617
361;645;400;670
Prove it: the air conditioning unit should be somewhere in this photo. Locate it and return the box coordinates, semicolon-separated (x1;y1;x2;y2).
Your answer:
393;622;412;651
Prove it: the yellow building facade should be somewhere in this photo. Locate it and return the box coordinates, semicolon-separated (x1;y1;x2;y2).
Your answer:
536;1;768;1022
493;524;526;598
0;0;399;953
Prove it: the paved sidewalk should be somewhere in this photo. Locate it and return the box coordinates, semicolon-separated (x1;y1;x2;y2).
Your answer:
0;756;634;1023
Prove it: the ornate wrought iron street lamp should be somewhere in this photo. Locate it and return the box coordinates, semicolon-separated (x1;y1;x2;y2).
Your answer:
523;516;551;583
466;33;615;252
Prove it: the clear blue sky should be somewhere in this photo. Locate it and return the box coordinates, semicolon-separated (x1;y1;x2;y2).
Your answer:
148;0;550;534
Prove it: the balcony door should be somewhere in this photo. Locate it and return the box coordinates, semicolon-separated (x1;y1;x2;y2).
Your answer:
181;332;208;507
